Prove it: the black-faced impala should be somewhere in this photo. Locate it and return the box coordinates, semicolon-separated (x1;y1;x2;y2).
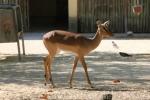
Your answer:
43;20;113;88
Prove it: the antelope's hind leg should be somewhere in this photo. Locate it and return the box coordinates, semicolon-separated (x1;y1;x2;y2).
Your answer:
69;56;79;88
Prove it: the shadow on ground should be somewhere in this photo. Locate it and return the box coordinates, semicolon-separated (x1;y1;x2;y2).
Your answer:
0;52;150;91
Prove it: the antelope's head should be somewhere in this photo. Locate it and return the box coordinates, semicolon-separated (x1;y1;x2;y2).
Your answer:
96;20;113;38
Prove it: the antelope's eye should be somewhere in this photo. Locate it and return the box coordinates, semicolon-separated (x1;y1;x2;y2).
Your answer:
103;26;109;32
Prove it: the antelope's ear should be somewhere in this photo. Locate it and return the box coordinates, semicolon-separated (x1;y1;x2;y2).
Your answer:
103;20;110;27
96;20;101;25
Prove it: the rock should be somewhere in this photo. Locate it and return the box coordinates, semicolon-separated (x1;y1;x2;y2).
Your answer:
101;94;112;100
119;52;132;57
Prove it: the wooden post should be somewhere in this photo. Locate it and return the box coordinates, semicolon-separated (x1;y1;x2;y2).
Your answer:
124;0;128;33
15;0;19;5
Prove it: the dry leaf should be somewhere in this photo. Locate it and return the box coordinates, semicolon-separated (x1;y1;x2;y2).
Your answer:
40;94;48;100
48;90;53;92
112;80;120;83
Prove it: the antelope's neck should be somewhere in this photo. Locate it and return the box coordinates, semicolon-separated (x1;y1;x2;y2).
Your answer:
90;30;103;50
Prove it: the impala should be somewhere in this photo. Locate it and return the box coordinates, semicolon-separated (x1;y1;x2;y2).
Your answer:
43;20;112;88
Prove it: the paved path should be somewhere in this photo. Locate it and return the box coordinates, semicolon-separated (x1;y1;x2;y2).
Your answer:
0;33;150;55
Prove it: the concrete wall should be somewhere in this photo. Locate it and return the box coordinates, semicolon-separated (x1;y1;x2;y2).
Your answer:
68;0;78;32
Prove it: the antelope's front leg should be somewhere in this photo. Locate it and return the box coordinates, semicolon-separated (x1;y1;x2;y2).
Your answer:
43;57;49;86
43;56;55;87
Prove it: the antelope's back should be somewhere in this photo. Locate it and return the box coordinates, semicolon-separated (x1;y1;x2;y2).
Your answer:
43;30;79;39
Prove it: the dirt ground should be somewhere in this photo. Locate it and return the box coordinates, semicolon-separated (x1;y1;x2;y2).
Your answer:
0;33;150;100
0;52;150;100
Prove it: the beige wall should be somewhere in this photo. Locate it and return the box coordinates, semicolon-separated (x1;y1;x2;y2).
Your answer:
68;0;78;32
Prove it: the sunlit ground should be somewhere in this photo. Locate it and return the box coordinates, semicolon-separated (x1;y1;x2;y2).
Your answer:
0;33;150;99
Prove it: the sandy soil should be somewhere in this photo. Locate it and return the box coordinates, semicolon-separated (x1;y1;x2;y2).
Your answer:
0;53;150;100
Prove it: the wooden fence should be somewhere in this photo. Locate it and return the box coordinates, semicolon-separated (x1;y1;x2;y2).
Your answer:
78;0;150;33
0;0;16;4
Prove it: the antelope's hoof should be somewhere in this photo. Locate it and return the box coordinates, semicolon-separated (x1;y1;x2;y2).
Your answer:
49;84;55;88
52;84;56;88
90;85;94;88
44;74;46;78
89;84;94;88
69;85;73;88
69;82;73;88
